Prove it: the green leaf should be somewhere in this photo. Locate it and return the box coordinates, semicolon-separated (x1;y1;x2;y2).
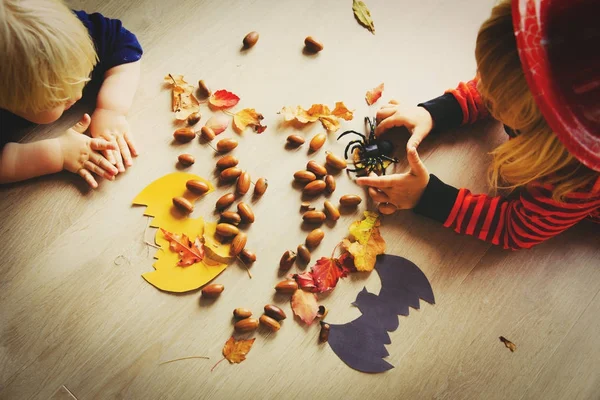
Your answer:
352;0;375;34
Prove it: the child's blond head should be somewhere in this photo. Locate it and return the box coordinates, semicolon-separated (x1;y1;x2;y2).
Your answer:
0;0;97;116
475;0;598;200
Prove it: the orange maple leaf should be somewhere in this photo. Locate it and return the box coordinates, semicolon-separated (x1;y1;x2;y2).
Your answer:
209;90;240;109
211;336;256;372
291;289;319;325
233;108;267;133
365;83;384;105
160;228;204;267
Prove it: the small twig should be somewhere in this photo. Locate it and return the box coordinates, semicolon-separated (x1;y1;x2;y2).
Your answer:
159;356;210;366
221;110;235;117
330;241;343;259
206;142;219;153
211;357;226;372
237;256;253;279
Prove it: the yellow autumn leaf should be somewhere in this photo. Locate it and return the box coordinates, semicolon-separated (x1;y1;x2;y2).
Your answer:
352;0;375;34
164;74;200;120
279;102;353;132
342;211;386;271
349;211;380;244
332;101;354;120
233;108;267;133
307;104;331;117
319;115;340;132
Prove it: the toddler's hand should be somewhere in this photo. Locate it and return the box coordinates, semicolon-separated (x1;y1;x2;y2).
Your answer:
375;100;434;150
356;148;430;213
59;114;118;188
90;108;138;172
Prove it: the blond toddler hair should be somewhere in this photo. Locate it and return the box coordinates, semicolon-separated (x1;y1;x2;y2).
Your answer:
0;0;97;114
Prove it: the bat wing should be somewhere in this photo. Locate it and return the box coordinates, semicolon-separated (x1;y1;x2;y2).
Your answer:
328;315;394;373
376;254;435;311
325;254;435;374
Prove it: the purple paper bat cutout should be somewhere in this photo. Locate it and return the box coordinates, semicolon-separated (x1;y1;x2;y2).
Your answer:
326;254;435;373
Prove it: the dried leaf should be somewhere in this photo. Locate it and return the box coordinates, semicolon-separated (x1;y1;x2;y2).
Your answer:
291;289;319;325
209;90;240;109
332;102;354;120
203;222;233;264
499;336;517;352
164;74;200;120
233;108;267;133
337;251;357;274
365;83;384;105
279;102;354;132
294;271;317;292
352;0;375;34
160;228;204;266
319;115;340;132
311;257;346;293
205;115;230;135
223;337;255;363
348;211;380;244
341;211;386;271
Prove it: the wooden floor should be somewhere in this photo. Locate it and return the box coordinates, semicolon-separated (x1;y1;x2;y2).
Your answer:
1;0;599;399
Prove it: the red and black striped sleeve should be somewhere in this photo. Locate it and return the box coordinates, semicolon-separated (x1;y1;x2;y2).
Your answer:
418;77;490;133
414;176;600;250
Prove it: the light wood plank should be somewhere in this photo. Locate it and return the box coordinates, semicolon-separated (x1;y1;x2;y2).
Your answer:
523;290;600;400
2;0;598;399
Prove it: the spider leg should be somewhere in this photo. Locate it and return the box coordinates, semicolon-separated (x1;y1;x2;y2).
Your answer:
376;157;386;175
348;144;365;161
338;130;366;141
346;165;366;173
344;140;364;159
381;155;399;163
366;117;377;142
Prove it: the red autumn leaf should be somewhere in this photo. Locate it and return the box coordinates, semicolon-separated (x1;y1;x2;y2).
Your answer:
209;90;240;109
293;271;317;292
365;83;384;105
291;289;319;325
311;257;346;293
337;251;357;275
160;228;204;266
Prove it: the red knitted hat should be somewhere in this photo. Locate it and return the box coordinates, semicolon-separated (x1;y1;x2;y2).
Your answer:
512;0;600;171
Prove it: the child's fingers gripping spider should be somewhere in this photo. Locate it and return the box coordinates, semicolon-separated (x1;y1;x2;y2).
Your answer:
337;116;399;176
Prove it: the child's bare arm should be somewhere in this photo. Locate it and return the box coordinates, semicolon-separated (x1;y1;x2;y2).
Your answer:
96;61;141;115
0;139;63;183
0;114;117;187
90;61;141;172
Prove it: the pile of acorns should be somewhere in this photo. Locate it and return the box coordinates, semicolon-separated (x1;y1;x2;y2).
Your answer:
278;133;363;270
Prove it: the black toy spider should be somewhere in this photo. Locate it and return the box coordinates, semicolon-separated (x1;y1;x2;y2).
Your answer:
337;117;399;175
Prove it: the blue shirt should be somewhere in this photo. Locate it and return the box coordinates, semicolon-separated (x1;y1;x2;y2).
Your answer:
74;10;143;77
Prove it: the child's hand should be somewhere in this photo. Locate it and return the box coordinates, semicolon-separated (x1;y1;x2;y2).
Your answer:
90;108;138;172
375;100;434;150
356;148;429;214
59;114;118;188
